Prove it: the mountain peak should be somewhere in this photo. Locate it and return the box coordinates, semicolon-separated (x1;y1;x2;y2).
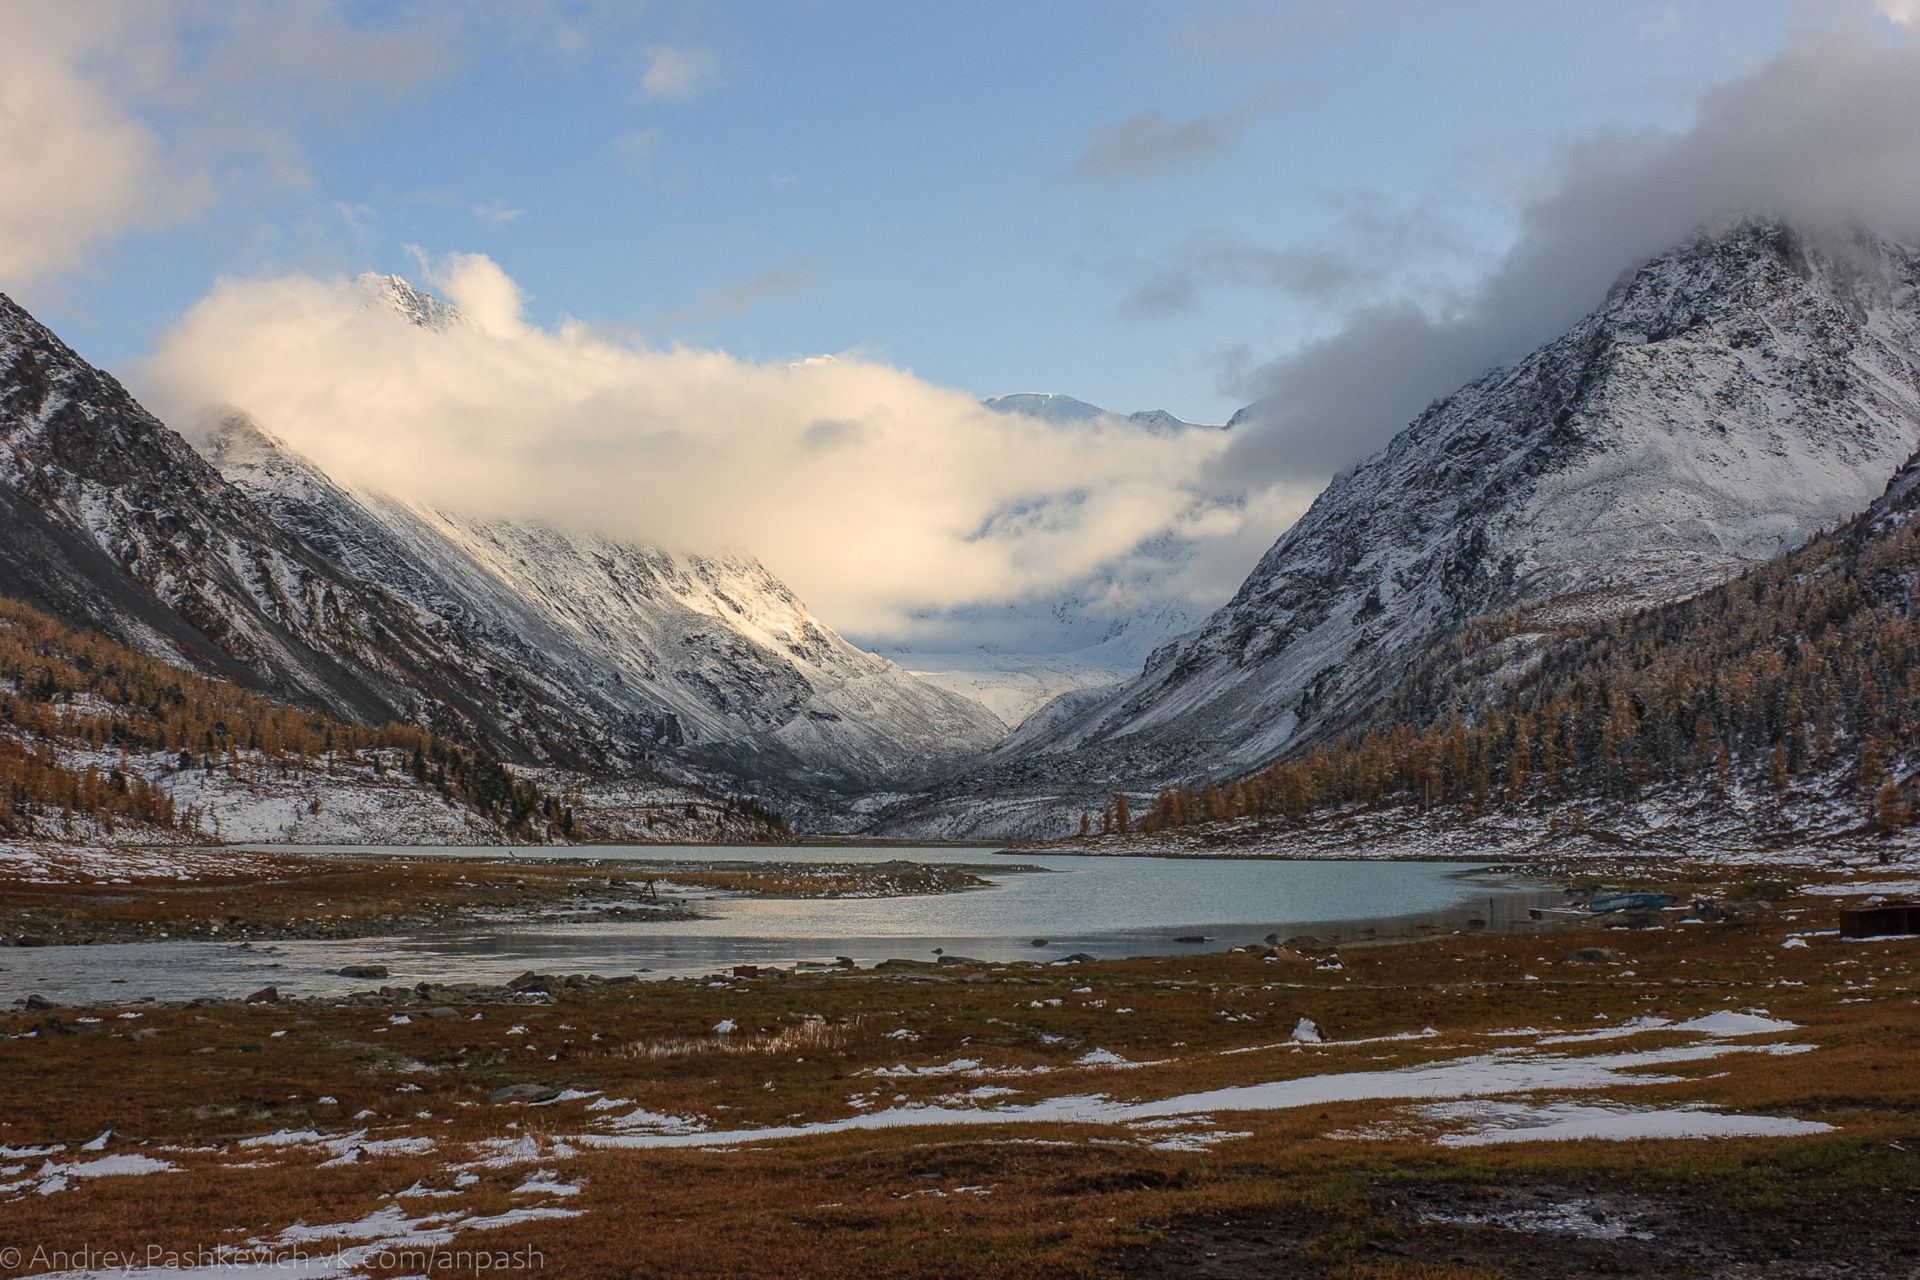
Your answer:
969;219;1920;803
352;272;470;333
982;392;1220;433
981;392;1110;422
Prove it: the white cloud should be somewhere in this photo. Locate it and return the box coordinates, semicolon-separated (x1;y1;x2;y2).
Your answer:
638;44;718;101
1876;0;1920;25
614;127;664;169
139;255;1266;634
0;2;459;289
469;200;526;226
0;7;207;285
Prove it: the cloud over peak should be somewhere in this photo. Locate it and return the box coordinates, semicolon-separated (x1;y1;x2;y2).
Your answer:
1211;24;1920;486
140;256;1270;635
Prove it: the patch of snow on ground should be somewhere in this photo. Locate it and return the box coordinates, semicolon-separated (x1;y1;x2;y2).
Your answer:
1427;1099;1833;1146
575;1026;1815;1153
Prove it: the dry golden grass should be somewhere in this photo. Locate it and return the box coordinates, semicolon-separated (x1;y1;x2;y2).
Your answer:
2;862;1917;1277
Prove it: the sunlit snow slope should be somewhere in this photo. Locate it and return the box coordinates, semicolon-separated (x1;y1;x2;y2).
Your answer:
200;412;1004;789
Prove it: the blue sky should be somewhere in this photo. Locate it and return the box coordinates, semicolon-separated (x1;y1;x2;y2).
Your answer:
15;0;1833;422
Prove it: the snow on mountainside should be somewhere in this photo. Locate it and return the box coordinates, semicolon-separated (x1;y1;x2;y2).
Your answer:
359;273;469;332
0;290;539;751
892;221;1920;835
981;392;1219;435
200;407;1004;790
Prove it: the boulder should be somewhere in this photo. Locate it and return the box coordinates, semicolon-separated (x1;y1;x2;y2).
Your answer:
487;1083;561;1104
338;964;389;979
1560;947;1627;965
23;993;55;1011
245;986;281;1004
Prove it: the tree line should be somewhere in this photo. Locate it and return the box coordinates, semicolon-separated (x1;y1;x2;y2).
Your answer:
0;596;572;838
1102;479;1920;837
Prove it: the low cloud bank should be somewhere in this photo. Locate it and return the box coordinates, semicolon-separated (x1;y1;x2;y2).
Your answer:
141;257;1276;636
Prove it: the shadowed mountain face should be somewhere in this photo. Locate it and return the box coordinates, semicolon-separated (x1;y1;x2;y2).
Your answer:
885;222;1920;836
0;289;544;755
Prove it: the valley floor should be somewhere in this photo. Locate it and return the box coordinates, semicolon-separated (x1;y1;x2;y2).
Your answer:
1;848;1916;1278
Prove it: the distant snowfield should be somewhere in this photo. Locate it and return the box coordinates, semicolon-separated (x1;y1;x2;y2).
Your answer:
896;651;1125;729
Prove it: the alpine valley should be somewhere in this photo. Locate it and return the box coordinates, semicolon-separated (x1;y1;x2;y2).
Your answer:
7;219;1920;852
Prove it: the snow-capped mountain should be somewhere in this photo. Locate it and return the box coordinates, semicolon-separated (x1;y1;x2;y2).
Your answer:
0;289;534;749
865;393;1229;726
897;221;1920;832
981;392;1219;435
871;553;1215;729
0;281;1001;796
197;285;1004;789
359;273;469;333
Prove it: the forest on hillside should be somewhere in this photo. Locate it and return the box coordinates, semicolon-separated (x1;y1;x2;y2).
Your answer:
0;597;572;838
1115;466;1920;841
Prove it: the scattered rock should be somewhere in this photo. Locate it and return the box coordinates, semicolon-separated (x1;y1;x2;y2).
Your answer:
876;958;939;971
1613;909;1666;930
834;956;856;969
506;971;553;994
1692;898;1769;923
421;1006;460;1020
1560;946;1627;965
487;1083;561;1104
34;1015;76;1036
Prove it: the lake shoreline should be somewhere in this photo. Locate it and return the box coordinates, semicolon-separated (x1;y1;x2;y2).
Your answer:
3;863;1913;1279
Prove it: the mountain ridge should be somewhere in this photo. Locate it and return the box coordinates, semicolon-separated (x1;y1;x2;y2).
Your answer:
879;220;1920;836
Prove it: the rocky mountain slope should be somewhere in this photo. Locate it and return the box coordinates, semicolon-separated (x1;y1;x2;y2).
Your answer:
0;290;541;756
893;221;1920;835
199;409;1004;791
1046;429;1920;863
1;282;1000;803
